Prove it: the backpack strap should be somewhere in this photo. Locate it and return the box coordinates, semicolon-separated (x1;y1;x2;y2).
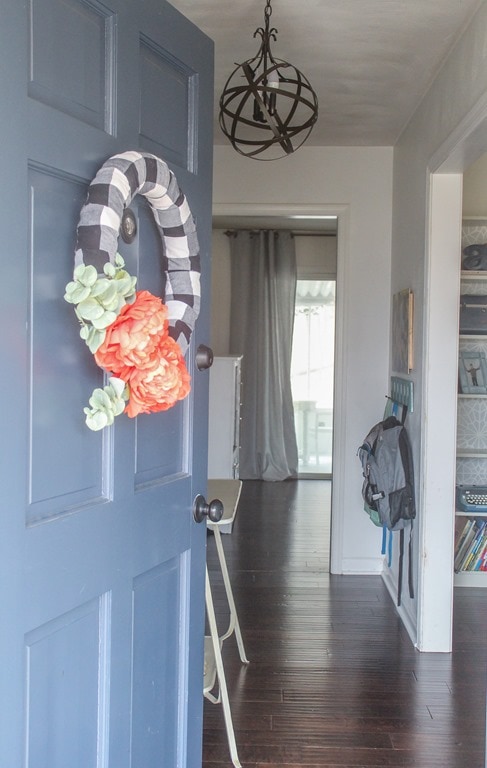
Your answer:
398;523;415;606
396;406;413;606
387;528;392;567
408;523;415;599
400;403;408;426
397;528;405;606
381;525;388;557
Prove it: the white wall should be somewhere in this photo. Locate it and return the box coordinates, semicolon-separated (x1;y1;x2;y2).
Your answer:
393;0;487;650
212;146;394;575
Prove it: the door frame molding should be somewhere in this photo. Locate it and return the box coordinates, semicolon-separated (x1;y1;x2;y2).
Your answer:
212;201;350;574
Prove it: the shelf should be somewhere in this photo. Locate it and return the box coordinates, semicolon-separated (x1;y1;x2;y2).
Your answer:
462;218;487;226
457;450;487;458
456;225;487;586
454;571;487;587
459;334;487;340
458;393;487;399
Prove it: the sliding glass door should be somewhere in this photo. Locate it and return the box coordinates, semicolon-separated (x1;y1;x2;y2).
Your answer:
291;279;336;476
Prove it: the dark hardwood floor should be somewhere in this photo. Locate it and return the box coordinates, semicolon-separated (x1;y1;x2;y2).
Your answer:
203;479;487;767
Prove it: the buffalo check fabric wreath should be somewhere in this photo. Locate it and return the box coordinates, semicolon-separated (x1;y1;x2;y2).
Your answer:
64;151;201;431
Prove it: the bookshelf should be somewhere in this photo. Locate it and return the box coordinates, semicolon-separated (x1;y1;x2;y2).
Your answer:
455;220;487;586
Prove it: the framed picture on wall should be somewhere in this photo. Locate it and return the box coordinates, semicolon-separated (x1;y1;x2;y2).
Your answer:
392;288;414;374
458;350;487;394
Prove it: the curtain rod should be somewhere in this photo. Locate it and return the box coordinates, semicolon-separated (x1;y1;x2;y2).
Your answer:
223;229;336;238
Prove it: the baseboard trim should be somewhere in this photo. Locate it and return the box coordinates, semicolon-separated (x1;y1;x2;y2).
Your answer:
381;568;418;648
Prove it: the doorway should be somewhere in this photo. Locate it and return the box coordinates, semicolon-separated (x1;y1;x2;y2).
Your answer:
211;203;347;575
210;214;337;480
423;119;487;651
291;278;336;477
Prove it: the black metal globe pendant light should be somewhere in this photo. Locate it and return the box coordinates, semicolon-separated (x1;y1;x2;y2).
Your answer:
219;0;318;160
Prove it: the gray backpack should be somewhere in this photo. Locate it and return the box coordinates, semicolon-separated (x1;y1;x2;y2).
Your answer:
358;415;415;531
358;415;416;604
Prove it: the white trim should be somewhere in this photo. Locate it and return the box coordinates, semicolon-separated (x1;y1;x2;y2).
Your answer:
419;173;462;653
381;568;419;649
340;557;384;574
330;206;351;575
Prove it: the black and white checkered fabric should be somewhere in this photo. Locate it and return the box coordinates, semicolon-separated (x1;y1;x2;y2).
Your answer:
74;150;200;354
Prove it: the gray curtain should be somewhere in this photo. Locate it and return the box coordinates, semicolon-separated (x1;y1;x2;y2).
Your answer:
229;230;298;480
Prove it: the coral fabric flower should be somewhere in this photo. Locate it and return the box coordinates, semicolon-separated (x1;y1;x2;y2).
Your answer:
94;289;190;418
123;335;191;418
94;290;169;372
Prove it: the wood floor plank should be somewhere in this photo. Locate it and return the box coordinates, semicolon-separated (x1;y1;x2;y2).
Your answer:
203;479;487;767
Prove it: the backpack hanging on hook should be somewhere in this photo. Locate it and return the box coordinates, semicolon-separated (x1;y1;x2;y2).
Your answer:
358;412;416;606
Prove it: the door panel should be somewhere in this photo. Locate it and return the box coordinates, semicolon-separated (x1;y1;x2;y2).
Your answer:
132;558;183;765
139;36;196;168
0;0;213;766
25;595;110;768
135;405;188;486
28;164;105;524
28;0;116;132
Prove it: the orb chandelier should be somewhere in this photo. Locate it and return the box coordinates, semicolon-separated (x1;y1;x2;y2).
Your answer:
218;0;319;161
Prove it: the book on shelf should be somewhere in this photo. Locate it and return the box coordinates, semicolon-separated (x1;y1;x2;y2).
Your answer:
474;531;487;570
472;533;487;570
454;518;487;572
454;518;477;571
462;535;485;571
462;525;487;572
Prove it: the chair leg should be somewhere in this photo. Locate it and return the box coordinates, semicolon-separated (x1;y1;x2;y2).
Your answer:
205;568;242;768
213;527;249;664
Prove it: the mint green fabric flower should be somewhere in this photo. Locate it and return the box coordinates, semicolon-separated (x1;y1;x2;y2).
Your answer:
64;254;137;353
83;377;128;431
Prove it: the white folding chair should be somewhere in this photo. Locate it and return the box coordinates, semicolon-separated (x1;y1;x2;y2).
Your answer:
204;569;242;768
203;479;249;767
207;480;249;664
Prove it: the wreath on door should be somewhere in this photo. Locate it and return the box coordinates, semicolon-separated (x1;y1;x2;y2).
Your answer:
64;151;201;430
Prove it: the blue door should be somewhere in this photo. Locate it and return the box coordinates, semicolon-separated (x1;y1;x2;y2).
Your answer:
0;1;213;766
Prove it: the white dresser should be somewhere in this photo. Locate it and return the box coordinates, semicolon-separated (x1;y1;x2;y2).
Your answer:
207;356;242;479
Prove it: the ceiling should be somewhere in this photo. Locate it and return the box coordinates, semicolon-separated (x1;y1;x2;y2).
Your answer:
169;0;483;147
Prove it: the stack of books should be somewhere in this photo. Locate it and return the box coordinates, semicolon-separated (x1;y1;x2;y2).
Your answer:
454;517;487;572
